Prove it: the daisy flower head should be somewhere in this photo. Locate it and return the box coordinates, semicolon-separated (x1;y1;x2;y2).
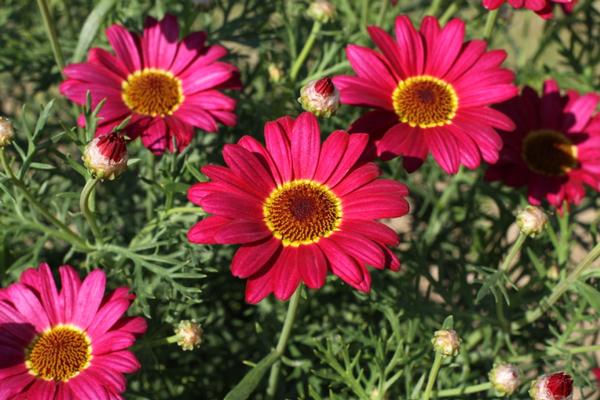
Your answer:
486;80;600;208
187;112;410;303
60;14;240;155
333;16;518;174
0;263;146;399
482;0;578;19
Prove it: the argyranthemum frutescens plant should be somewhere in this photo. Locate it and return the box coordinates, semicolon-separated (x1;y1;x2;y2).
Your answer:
0;0;599;399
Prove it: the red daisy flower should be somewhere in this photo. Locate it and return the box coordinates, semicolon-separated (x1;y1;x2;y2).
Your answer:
0;263;146;399
485;80;600;208
187;112;409;303
482;0;578;19
60;14;240;155
333;16;517;174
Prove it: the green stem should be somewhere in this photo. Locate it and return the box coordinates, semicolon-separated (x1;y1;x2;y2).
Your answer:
80;178;103;244
433;382;492;398
426;0;444;16
440;0;463;25
0;149;88;250
376;0;389;26
515;241;600;329
483;9;499;40
495;232;527;331
289;21;322;82
266;287;303;399
36;0;66;73
423;352;443;400
132;334;180;351
500;232;527;272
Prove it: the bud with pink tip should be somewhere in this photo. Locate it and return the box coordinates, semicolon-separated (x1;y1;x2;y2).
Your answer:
83;132;128;180
298;77;340;118
307;0;335;23
0;117;14;147
529;372;573;400
431;329;460;357
175;320;203;351
517;206;548;237
489;363;521;396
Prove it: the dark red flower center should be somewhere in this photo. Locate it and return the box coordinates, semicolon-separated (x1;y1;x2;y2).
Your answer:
263;180;342;247
26;325;92;382
122;68;184;117
522;130;578;177
392;75;458;128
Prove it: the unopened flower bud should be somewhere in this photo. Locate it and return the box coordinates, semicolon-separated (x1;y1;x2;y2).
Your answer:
298;77;340;118
432;329;460;357
547;265;560;281
83;132;128;180
489;363;521;396
268;63;283;83
517;206;547;237
307;0;335;23
175;320;203;351
529;372;573;400
0;117;14;147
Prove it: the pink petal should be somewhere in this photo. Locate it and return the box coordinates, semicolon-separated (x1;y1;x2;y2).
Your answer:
142;14;179;70
187;216;232;244
291;112;321;180
73;269;106;329
214;220;271;244
231;238;281;279
314;130;349;183
324;133;369;187
105;24;141;72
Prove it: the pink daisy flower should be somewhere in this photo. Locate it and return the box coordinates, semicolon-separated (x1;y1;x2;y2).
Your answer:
187;112;410;303
60;14;240;155
333;16;517;174
485;80;600;208
0;263;146;399
482;0;578;19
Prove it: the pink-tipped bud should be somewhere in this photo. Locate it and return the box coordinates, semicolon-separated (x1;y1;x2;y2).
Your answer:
83;132;128;180
298;77;340;118
517;206;547;237
432;329;460;357
307;0;335;23
489;363;521;396
0;117;14;147
529;372;573;400
175;320;203;351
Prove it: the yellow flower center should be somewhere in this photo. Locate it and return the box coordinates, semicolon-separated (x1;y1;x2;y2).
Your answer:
392;75;458;128
263;180;342;247
122;68;184;117
25;325;92;382
522;130;578;176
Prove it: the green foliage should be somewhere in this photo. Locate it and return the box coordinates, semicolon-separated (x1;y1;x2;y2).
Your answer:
0;0;599;399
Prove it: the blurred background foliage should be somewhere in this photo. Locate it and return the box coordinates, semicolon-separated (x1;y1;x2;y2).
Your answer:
0;0;599;399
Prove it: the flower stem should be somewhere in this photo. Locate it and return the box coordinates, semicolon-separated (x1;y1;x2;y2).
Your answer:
500;232;527;273
79;178;103;244
440;0;463;25
483;9;499;40
0;149;88;250
36;0;66;74
289;21;322;82
515;241;600;330
423;352;443;400
433;382;492;398
426;0;444;16
496;232;527;331
266;287;303;399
